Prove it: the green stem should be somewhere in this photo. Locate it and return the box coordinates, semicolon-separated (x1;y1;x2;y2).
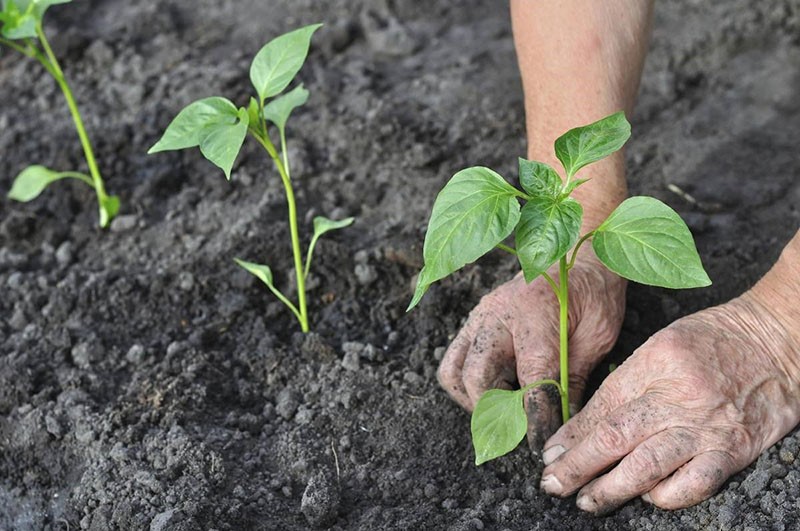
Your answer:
496;243;517;256
541;270;559;297
252;132;309;332
558;256;570;423
567;231;594;270
35;24;111;227
57;171;95;186
520;379;563;395
0;37;33;57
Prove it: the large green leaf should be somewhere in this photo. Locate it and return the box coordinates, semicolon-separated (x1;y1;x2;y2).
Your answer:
1;0;70;39
7;164;90;201
198;107;249;180
408;167;522;310
471;388;528;465
304;215;355;279
148;97;248;180
249;24;322;104
516;196;582;282
263;84;309;134
148;97;239;152
554;112;631;178
518;158;561;199
592;196;711;288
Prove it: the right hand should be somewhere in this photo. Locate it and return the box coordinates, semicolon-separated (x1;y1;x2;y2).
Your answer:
437;250;627;452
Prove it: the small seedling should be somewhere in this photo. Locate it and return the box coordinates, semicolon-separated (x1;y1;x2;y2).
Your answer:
148;24;353;333
408;112;710;465
1;0;118;227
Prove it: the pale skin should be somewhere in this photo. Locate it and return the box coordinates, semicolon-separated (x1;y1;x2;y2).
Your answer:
438;0;800;513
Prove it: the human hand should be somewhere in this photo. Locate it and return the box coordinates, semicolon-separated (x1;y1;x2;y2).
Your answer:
539;292;800;513
438;250;627;453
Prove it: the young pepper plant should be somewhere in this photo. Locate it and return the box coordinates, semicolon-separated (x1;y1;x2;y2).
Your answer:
1;0;119;228
407;112;711;465
148;24;353;333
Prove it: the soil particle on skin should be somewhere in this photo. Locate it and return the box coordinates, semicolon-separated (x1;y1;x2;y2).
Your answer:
1;0;800;530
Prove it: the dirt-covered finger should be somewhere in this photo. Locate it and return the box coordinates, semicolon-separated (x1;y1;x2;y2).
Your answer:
461;322;516;408
574;428;697;514
437;328;473;410
540;394;668;497
643;450;740;510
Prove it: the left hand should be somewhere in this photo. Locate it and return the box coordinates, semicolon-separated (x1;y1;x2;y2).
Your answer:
538;291;800;513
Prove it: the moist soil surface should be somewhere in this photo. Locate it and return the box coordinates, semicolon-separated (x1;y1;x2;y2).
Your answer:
2;1;800;530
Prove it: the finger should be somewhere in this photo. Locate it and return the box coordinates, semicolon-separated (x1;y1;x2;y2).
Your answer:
461;323;516;407
514;337;561;458
541;394;670;497
574;428;698;514
542;375;629;463
643;450;740;510
438;328;473;410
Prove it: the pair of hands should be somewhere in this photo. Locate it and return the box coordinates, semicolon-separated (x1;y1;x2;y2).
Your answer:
439;252;800;513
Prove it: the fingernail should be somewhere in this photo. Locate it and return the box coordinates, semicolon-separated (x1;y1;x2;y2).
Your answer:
542;445;565;465
540;474;563;494
642;493;653;504
576;494;598;513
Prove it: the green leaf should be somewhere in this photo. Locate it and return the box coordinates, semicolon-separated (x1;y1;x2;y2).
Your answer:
592;196;711;288
518;158;561;198
148;97;239;153
148;98;249;180
554;111;631;178
98;194;120;228
263;84;309;134
249;24;322;104
234;258;274;287
408;167;522;310
247;97;262;135
1;0;70;39
516;196;582;282
7;164;88;201
471;388;528;466
304;215;355;278
199;107;249;180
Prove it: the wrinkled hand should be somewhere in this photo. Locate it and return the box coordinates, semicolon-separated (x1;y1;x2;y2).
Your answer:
438;252;626;452
540;292;800;513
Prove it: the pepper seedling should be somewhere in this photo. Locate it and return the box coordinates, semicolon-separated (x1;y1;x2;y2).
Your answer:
408;112;711;465
148;24;353;333
1;0;118;228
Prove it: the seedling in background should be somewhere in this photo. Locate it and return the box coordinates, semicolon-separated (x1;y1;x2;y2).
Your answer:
148;24;353;333
408;112;711;465
1;0;118;228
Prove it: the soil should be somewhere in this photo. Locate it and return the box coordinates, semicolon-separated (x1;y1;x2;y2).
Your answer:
1;0;799;529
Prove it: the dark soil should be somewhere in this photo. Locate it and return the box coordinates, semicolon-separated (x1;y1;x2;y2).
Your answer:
1;0;799;529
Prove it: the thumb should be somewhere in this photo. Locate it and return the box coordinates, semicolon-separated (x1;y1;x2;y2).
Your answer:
515;340;562;462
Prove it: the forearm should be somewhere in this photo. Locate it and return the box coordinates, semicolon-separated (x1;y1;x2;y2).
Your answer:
748;230;800;357
510;0;654;232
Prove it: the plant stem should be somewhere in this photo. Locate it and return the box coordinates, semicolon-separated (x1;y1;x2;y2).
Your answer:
35;23;111;227
253;132;309;332
567;231;594;270
558;256;570;424
496;243;517;256
520;379;562;394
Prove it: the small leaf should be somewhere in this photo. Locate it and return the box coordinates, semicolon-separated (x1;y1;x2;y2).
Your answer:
516;196;582;282
407;167;522;310
148;97;239;153
555;111;631;178
471;388;528;465
199;107;249;180
98;194;120;228
247;97;262;134
592;196;711;288
562;178;590;197
304;216;354;279
234;258;274;287
1;0;71;39
8;165;62;201
518;158;561;198
250;24;322;104
263;84;309;134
